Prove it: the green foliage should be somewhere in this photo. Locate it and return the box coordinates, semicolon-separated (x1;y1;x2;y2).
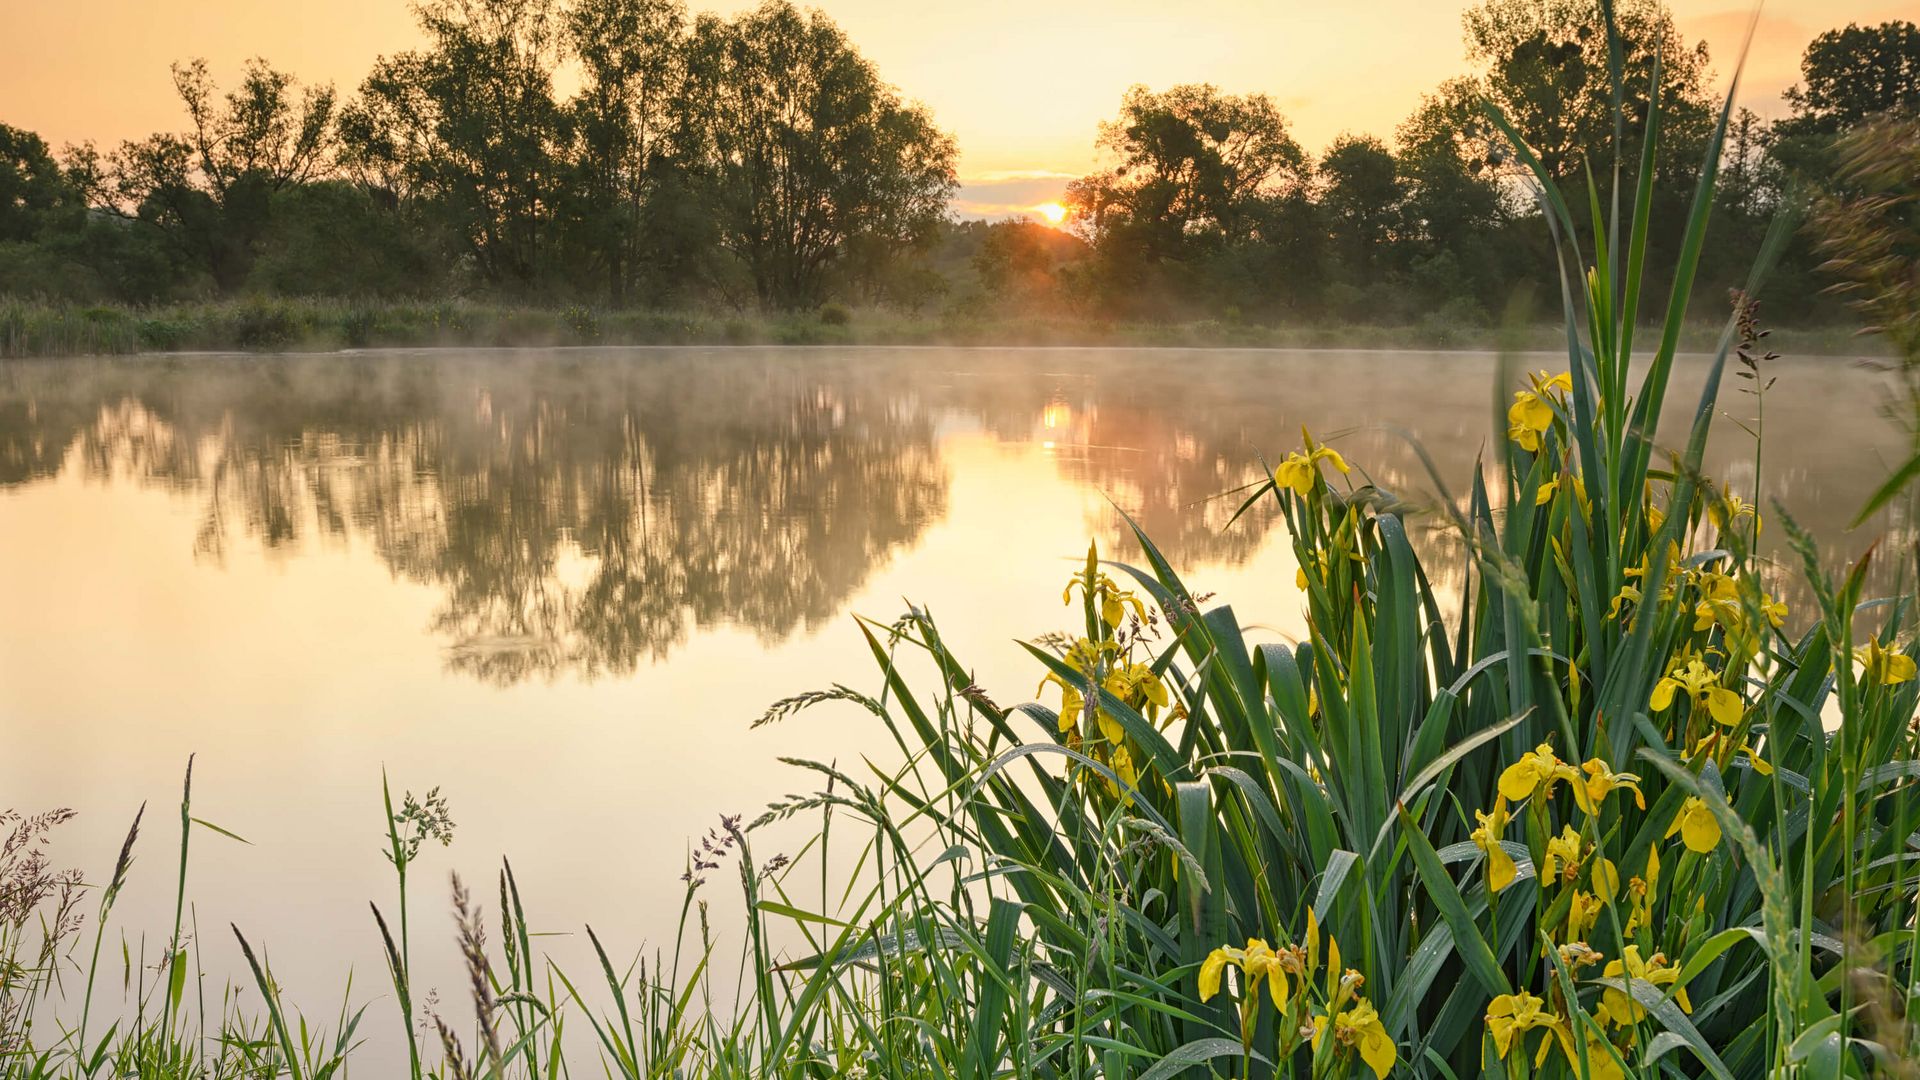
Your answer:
0;124;80;244
681;1;956;309
1782;21;1920;137
339;0;567;289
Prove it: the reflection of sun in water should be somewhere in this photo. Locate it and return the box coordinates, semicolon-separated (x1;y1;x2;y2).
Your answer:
1040;399;1072;450
1035;201;1067;226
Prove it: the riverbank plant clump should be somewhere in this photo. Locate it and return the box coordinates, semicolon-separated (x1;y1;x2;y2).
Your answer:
776;8;1920;1078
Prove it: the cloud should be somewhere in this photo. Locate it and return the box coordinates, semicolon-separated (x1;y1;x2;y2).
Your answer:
952;172;1076;220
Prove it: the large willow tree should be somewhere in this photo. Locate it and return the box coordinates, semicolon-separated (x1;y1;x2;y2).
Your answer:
679;0;956;310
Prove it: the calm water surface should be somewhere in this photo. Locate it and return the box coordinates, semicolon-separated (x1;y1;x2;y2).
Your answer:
0;346;1897;1061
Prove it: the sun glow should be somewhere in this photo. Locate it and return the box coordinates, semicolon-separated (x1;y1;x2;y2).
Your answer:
1034;201;1068;226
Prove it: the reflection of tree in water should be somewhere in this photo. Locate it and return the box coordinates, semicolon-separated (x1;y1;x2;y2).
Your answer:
0;354;947;683
0;348;1902;681
917;349;1908;604
397;371;948;683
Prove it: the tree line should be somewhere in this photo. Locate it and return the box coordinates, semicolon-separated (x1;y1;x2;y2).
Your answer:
1;0;955;311
0;0;1915;325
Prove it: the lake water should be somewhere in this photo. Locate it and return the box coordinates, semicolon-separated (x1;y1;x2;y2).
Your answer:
0;346;1899;1063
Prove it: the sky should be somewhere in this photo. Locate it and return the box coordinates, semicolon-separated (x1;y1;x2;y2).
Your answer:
2;0;1911;219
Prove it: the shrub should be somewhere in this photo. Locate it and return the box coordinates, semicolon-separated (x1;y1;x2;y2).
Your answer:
562;303;601;343
340;307;378;348
231;301;296;350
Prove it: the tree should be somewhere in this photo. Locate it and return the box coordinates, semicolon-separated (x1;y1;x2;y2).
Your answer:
1319;134;1404;284
1386;0;1715;312
1768;21;1920;188
560;0;687;304
250;180;444;297
1062;84;1311;316
0;125;80;243
1459;0;1712;188
104;58;335;292
1066;84;1308;257
1783;21;1920;136
338;0;567;289
972;219;1085;311
1394;81;1523;314
678;1;955;309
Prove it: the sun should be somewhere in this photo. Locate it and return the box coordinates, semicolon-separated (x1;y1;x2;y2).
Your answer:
1034;201;1068;226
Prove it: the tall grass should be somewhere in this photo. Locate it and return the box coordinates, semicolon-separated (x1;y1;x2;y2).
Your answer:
4;6;1920;1079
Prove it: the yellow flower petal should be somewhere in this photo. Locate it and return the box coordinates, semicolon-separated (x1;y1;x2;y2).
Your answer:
1488;841;1517;893
1890;653;1917;686
1705;686;1744;727
1359;1022;1397;1078
1650;677;1678;713
1198;950;1228;1002
1592;857;1619;901
1305;908;1319;975
1497;761;1537;802
1667;797;1722;854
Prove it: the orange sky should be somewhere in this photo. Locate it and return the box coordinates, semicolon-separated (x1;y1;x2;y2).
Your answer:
2;0;1910;218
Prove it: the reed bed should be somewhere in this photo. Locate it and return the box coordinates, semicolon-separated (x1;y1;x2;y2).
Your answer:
0;295;1879;362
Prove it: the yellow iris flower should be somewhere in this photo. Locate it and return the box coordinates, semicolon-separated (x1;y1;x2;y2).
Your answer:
1690;730;1775;777
1508;370;1572;452
1498;742;1580;803
1691;572;1745;633
1597;946;1691;1027
1665;796;1722;854
1470;798;1518;892
1305;908;1320;976
1607;583;1641;621
1311;998;1397;1079
1295;550;1323;590
1485;991;1566;1066
1688;570;1786;637
1552;1028;1627;1080
1542;826;1584;885
1760;592;1788;629
1573;758;1645;815
1566;889;1603;941
1540;828;1616;898
1624;847;1660;936
1274;428;1350;496
1854;638;1917;687
1038;634;1170;797
1592;856;1620;901
1708;492;1761;536
1536;470;1589;511
1198;937;1287;1010
1062;542;1147;630
1650;657;1744;727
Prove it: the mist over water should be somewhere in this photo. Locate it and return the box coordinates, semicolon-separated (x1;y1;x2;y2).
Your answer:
0;345;1897;1065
